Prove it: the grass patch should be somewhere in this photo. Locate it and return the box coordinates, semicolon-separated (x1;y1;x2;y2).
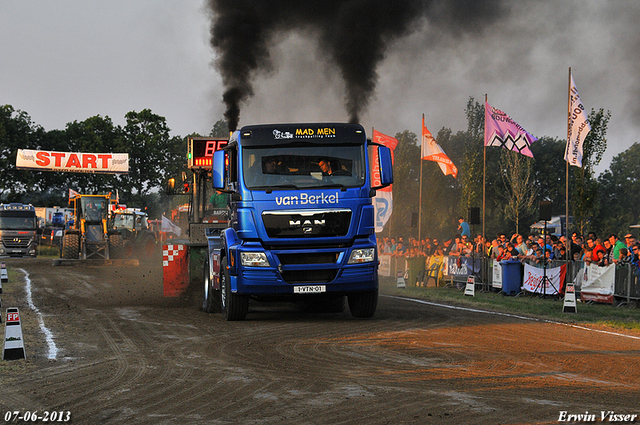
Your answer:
37;244;60;258
380;277;640;332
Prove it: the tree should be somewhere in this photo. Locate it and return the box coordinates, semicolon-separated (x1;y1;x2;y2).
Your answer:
387;130;420;238
498;150;537;234
0;105;42;200
530;136;567;217
210;119;229;138
459;98;484;214
596;142;640;234
418;127;463;239
119;109;174;202
572;108;610;235
63;115;123;193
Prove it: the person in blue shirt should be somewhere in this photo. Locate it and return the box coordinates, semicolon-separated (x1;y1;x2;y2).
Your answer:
457;216;470;238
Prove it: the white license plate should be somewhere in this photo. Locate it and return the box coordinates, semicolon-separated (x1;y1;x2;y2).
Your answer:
293;285;326;294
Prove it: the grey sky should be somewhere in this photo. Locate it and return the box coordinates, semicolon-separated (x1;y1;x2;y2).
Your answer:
1;1;638;174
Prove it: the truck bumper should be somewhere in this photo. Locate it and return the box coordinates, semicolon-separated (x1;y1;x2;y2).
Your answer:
229;241;378;296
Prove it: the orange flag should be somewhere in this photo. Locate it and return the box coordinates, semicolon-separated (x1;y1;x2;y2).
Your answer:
421;117;457;178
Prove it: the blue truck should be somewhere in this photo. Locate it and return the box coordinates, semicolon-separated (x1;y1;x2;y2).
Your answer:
197;123;393;320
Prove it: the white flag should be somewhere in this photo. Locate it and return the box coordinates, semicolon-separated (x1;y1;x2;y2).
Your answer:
565;75;591;167
161;215;182;237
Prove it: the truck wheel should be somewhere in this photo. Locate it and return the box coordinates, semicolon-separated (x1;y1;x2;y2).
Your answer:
220;256;248;321
202;258;218;313
348;289;378;318
62;233;80;259
109;234;125;259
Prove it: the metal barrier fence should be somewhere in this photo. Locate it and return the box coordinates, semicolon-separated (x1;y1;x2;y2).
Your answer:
379;253;640;306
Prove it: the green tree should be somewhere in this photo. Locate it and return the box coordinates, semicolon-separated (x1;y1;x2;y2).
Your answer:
459;98;484;214
0;105;41;200
418;127;463;239
498;150;537;234
119;109;174;202
63;115;123;194
387;130;420;238
210;119;229;138
530;136;567;217
572;108;610;235
596;142;640;235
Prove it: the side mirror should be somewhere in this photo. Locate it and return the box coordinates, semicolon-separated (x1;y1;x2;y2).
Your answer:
213;149;226;189
372;145;393;189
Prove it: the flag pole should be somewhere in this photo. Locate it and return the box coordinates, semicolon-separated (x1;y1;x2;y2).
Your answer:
566;68;571;266
483;94;487;249
418;114;424;243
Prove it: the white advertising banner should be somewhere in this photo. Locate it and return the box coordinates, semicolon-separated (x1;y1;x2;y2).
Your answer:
16;149;129;174
374;191;392;233
378;254;391;277
523;263;566;295
578;263;615;304
492;259;503;289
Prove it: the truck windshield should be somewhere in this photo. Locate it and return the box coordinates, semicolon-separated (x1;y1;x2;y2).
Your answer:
0;214;36;230
112;214;134;230
81;198;107;222
242;145;365;190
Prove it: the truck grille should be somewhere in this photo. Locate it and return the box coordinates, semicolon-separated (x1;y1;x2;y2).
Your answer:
263;209;351;238
281;269;337;284
277;252;339;265
2;236;30;248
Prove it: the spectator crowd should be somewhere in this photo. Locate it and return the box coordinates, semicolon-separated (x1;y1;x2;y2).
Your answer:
378;217;640;275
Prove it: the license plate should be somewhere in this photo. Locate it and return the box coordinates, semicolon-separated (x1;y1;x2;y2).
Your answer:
293;285;326;294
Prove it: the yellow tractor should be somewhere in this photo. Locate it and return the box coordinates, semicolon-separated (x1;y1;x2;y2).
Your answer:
61;193;124;259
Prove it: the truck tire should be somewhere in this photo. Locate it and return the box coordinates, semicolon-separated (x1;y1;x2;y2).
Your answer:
220;256;249;321
109;234;125;259
202;258;218;313
348;289;378;318
62;233;80;259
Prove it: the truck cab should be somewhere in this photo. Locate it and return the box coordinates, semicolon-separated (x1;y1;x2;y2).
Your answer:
203;123;393;320
0;203;38;257
110;208;157;257
62;193;123;259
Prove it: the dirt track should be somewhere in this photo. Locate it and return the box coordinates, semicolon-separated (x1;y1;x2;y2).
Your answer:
1;257;639;425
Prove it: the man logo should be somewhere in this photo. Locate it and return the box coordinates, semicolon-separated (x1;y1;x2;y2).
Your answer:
289;219;326;228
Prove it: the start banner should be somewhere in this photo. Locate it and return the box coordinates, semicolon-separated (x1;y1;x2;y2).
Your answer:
16;149;129;174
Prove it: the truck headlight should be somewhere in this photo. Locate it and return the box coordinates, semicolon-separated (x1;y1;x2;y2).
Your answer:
240;252;270;267
348;248;375;264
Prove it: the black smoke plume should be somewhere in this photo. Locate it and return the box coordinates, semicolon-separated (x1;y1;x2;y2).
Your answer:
207;0;506;131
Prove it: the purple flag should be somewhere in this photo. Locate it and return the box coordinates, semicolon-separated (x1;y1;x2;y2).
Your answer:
484;102;537;158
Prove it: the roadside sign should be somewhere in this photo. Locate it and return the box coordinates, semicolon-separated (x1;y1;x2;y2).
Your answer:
3;307;26;360
563;282;577;313
464;275;475;297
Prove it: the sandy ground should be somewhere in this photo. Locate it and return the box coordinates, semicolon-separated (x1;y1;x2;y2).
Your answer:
1;257;639;425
